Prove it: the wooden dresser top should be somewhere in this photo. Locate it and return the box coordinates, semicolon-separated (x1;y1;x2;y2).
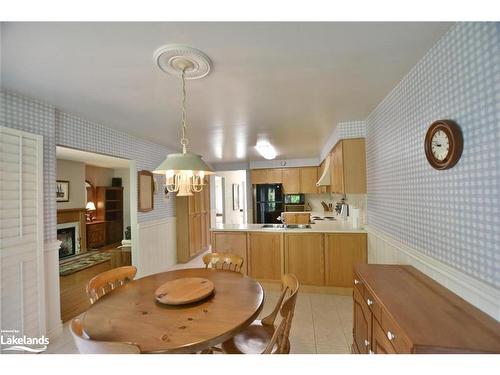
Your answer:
354;264;500;353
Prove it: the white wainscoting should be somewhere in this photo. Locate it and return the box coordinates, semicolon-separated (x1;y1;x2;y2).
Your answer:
366;226;500;321
44;239;62;338
136;217;177;278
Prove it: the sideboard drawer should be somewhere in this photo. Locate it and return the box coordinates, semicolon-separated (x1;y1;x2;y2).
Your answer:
364;287;382;323
380;311;412;354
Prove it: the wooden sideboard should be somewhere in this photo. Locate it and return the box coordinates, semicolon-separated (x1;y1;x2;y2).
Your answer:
352;264;500;354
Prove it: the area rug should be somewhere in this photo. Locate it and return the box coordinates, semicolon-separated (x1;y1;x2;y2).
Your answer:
59;251;111;276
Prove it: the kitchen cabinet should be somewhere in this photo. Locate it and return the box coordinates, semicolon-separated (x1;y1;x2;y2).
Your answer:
247;232;282;281
250;168;282;184
330;138;367;194
284;233;324;285
267;168;283;183
282;168;300;193
211;231;248;274
283;212;310;224
176;178;211;263
299;167;318;194
352;264;500;354
325;233;367;287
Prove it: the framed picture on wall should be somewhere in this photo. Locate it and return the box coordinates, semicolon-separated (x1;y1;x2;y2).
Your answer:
56;180;69;202
138;170;154;212
232;183;239;211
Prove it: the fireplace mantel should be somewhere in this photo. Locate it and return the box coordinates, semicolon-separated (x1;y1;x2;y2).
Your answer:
57;208;87;252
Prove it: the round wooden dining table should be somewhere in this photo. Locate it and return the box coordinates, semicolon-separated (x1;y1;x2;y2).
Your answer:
81;268;265;353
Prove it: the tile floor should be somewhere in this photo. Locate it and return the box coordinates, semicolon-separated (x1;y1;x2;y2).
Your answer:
45;251;353;354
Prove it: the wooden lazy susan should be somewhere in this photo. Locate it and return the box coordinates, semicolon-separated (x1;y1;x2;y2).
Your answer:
155;277;215;305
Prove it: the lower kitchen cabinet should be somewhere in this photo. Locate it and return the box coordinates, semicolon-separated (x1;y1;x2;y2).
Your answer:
284;233;324;286
325;233;367;287
210;231;248;274
248;232;282;281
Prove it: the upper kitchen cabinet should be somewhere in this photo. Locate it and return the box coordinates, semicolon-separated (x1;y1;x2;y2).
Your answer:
282;168;300;193
299;167;318;194
250;168;283;184
330;138;367;194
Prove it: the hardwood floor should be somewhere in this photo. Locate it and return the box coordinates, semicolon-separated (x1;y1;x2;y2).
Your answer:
59;246;131;322
60;260;112;322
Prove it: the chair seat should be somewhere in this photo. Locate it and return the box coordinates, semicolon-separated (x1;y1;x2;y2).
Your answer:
221;320;285;354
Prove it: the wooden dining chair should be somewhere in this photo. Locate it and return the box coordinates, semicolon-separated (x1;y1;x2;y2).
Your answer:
221;273;300;354
70;318;141;354
202;252;244;273
86;265;137;304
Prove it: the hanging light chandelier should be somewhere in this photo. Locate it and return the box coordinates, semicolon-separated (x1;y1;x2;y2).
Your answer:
152;45;214;196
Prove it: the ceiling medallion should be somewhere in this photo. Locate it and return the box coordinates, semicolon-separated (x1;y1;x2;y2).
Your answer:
152;45;214;196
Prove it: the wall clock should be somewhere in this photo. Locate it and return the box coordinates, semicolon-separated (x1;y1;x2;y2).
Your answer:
424;120;463;170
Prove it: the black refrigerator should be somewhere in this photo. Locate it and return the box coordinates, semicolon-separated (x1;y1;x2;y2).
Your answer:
254;184;283;224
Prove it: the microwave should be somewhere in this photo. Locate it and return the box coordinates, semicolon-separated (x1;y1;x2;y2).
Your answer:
284;194;305;205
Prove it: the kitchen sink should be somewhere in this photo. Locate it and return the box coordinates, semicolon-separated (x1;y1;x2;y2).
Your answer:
261;224;311;229
261;224;286;229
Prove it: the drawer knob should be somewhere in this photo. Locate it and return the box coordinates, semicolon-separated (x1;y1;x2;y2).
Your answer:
364;339;369;347
354;279;360;285
366;299;373;306
387;331;395;341
369;350;374;354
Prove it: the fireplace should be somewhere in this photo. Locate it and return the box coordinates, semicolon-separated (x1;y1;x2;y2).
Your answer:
57;221;81;259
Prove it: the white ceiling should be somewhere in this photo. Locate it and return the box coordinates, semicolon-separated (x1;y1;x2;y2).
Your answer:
2;22;452;162
56;146;131;168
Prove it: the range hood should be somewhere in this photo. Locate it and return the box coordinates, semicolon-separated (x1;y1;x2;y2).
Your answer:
316;155;331;186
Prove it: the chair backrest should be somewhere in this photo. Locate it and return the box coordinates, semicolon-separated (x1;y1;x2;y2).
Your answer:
70;318;141;354
261;273;300;354
86;265;137;304
202;252;244;273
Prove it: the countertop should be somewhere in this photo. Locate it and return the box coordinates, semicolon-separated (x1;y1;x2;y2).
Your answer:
210;221;366;234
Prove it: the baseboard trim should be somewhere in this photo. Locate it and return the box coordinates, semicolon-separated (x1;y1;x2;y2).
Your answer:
366;225;500;321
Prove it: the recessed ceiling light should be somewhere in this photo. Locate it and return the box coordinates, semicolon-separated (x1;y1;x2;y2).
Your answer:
255;140;277;160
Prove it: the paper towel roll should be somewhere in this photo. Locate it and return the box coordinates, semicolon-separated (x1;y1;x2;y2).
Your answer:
351;208;360;229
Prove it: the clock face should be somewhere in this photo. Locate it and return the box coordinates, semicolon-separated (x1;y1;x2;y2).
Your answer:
431;129;450;161
424;120;463;170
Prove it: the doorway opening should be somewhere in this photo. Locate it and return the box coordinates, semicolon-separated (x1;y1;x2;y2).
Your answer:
212;170;247;225
55;146;136;322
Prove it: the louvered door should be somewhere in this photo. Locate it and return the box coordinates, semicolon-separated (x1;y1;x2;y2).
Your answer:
0;126;45;340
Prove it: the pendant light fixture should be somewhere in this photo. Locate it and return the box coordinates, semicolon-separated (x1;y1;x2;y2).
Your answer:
152;45;214;196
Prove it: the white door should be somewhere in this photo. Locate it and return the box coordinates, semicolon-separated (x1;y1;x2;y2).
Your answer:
0;126;45;343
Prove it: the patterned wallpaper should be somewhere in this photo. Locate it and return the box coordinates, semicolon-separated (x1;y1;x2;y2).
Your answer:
366;22;500;287
55;111;176;222
1;90;176;240
320;120;366;161
1;91;57;241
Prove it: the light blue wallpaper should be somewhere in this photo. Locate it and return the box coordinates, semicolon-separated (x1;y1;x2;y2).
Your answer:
1;91;57;241
320;121;366;161
55;111;176;222
1;90;176;241
366;22;500;287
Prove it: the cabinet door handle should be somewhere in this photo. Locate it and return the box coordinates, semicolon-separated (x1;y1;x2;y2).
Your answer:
354;279;360;285
364;339;369;347
387;331;395;341
366;299;373;306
